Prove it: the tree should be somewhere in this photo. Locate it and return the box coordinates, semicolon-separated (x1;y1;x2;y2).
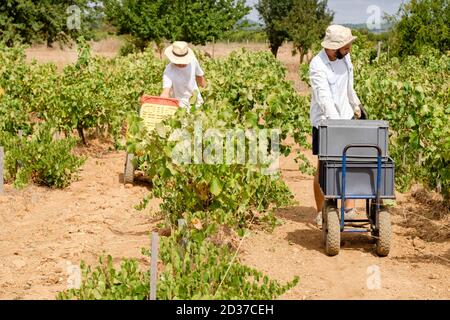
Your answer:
104;0;250;49
284;0;333;63
256;0;293;57
387;0;449;56
170;0;250;44
0;0;102;47
104;0;171;51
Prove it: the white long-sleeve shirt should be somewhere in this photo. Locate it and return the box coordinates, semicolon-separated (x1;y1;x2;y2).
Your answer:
309;49;361;128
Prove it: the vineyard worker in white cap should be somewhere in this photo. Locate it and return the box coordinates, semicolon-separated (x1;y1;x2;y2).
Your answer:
309;25;364;228
160;41;206;108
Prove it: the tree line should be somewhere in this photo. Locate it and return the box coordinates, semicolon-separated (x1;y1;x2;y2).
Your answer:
0;0;448;59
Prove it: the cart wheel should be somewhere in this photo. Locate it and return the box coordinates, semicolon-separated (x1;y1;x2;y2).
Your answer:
322;206;327;245
375;210;391;257
124;153;135;184
321;200;333;244
324;207;341;256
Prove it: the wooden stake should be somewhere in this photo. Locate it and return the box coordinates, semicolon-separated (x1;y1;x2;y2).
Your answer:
53;131;61;141
150;232;159;300
178;219;186;229
178;219;188;250
377;41;382;62
437;179;442;194
0;147;4;195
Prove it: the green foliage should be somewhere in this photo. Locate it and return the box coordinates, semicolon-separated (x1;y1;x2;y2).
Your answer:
256;0;293;56
58;230;298;300
0;39;165;188
284;0;334;63
222;19;267;43
157;231;299;300
0;0;102;47
103;0;170;49
352;47;450;198
0;125;85;188
222;30;268;43
59;50;307;301
353;28;391;45
127;51;311;230
257;0;334;59
130;109;295;230
300;43;450;199
2;45;306;299
118;36;148;56
0;44;86;188
57;255;149;300
104;0;250;47
387;0;449;56
202;50;311;149
1;40;164;144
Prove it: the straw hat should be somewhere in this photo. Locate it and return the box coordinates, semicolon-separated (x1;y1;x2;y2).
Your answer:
321;25;357;50
164;41;195;64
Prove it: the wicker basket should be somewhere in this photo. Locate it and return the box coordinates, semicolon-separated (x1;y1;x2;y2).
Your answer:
139;96;179;132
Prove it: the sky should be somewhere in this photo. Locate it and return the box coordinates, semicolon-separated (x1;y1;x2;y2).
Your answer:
246;0;406;24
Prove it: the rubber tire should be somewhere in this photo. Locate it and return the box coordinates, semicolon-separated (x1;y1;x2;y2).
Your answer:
321;200;332;244
375;210;391;257
324;208;341;256
124;153;135;184
322;207;327;245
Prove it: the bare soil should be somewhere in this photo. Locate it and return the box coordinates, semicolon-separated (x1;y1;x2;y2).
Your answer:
0;40;447;300
242;142;450;300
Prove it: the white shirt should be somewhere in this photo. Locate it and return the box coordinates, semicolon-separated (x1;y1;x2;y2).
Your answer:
309;49;361;128
163;57;204;108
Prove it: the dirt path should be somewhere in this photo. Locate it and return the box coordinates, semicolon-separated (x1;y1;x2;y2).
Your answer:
0;141;448;299
0;149;159;299
241;144;450;300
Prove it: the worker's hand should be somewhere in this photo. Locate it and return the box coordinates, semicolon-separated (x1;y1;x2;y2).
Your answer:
353;105;362;119
196;75;206;88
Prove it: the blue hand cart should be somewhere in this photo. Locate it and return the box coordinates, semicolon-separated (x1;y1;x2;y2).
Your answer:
318;120;395;257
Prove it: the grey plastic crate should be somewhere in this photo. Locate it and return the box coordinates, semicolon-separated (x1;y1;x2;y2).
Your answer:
318;120;389;158
319;157;395;199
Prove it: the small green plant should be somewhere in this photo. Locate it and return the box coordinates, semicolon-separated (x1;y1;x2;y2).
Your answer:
0;125;85;188
57;255;149;300
157;230;299;300
58;230;299;300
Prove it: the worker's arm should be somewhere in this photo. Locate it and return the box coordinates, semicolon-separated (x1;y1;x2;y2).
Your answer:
161;71;172;98
196;75;206;88
160;87;171;98
194;57;206;89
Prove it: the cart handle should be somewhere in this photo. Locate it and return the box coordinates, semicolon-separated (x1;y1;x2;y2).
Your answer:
341;144;382;231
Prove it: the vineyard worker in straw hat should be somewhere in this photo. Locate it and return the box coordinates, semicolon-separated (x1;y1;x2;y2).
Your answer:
160;41;206;109
309;25;365;228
